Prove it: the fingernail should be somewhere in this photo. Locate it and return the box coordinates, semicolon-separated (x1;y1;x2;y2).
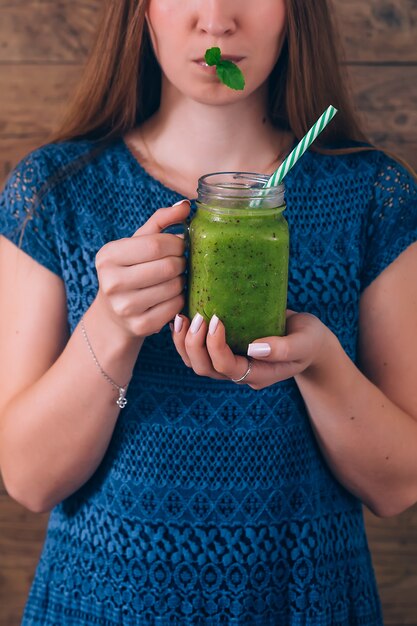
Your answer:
174;314;183;333
209;314;220;335
169;322;174;332
247;343;271;357
190;312;204;334
173;199;190;207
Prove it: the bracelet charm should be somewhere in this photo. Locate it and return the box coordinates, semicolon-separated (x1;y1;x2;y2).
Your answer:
117;388;128;409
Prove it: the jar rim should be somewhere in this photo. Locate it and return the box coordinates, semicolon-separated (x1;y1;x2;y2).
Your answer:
198;171;284;194
197;171;285;208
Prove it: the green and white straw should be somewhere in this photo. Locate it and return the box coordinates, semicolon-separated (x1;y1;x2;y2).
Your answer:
267;105;338;187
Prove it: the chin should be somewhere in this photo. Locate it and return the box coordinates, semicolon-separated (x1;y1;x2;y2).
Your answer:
188;83;254;107
194;93;244;107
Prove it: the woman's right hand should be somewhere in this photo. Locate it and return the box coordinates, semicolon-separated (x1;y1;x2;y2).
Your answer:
94;199;190;340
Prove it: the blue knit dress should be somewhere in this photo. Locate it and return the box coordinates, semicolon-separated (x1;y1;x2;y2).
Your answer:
1;138;417;625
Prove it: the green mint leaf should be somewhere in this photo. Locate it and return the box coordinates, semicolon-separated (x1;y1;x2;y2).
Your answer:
203;47;246;90
215;60;245;91
204;47;221;66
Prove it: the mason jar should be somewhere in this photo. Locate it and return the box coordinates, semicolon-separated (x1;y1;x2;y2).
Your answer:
187;172;289;355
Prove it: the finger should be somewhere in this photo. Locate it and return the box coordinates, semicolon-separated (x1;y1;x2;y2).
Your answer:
134;200;191;236
241;309;300;362
246;335;308;363
130;294;185;337
206;315;308;388
98;233;186;268
104;255;186;292
111;275;186;317
205;315;253;380
181;313;228;379
171;314;192;367
247;314;318;363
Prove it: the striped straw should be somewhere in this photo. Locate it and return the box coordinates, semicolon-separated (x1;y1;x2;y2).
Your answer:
266;105;338;187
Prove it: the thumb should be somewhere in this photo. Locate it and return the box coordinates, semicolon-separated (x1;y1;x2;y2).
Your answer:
247;336;293;362
134;199;191;236
247;314;321;363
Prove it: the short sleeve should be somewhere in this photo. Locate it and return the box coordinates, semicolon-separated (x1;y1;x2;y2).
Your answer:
0;149;62;277
360;155;417;291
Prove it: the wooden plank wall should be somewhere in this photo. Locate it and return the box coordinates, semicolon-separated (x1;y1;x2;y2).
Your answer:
0;1;416;625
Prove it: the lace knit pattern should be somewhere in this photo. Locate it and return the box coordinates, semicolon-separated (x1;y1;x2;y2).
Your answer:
2;138;417;625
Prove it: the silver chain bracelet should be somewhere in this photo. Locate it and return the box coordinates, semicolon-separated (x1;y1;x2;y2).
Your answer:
80;316;128;409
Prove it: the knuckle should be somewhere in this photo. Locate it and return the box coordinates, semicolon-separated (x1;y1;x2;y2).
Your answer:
178;256;187;272
130;318;147;337
163;295;186;325
112;298;131;318
280;341;290;361
193;365;208;377
101;270;122;295
210;357;226;375
161;257;177;279
155;207;167;220
147;236;163;259
100;274;116;295
95;244;110;269
184;332;195;351
172;294;186;312
173;275;186;294
95;251;103;270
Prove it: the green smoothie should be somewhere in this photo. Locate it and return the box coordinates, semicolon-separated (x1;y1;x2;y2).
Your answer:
188;202;289;354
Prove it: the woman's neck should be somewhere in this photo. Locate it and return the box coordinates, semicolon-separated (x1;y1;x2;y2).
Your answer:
126;81;293;198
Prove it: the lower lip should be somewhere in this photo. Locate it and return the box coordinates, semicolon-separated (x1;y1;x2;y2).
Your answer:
194;61;218;74
193;59;244;74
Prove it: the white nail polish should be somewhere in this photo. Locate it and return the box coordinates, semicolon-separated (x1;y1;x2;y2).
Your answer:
173;199;190;207
190;312;204;334
174;314;183;333
247;343;271;357
209;314;219;335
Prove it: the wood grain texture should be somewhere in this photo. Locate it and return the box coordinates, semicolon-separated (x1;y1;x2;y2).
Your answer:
0;494;48;567
332;0;417;63
365;506;417;624
348;64;417;167
0;568;34;626
0;488;48;626
0;65;79;136
0;0;100;63
0;1;417;625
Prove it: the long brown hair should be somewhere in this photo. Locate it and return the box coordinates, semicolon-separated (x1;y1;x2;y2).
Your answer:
47;0;395;164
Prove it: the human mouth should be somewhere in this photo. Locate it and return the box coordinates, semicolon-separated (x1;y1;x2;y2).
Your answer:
194;55;244;66
193;55;244;75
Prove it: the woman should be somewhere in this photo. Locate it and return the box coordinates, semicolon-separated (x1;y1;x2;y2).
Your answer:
1;0;417;624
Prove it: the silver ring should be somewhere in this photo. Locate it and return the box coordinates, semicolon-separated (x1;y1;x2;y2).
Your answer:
231;358;253;384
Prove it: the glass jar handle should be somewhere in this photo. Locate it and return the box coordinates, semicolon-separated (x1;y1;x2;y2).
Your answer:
161;220;191;319
161;219;190;249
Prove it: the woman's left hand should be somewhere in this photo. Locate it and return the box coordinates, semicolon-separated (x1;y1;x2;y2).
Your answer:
170;310;333;390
